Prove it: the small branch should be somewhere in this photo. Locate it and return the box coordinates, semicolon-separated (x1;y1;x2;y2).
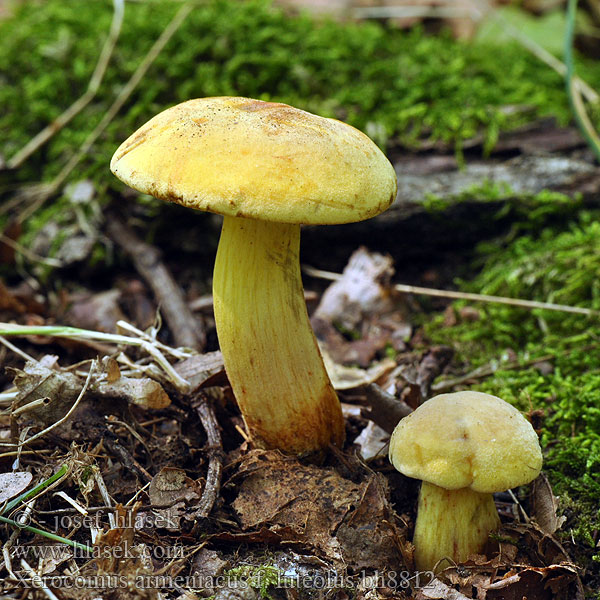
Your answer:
106;214;205;350
363;383;412;433
193;393;223;518
104;436;153;484
303;265;600;317
7;0;125;169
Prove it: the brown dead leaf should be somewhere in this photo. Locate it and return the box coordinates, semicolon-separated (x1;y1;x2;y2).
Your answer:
483;565;581;600
436;522;584;600
231;450;405;569
103;356;121;383
174;351;225;391
213;527;288;546
336;474;405;570
532;473;567;535
91;503;159;600
11;361;82;423
232;451;358;561
65;289;126;333
148;467;202;531
95;376;171;409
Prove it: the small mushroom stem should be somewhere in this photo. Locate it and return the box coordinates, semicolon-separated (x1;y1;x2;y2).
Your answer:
413;481;501;572
213;215;345;455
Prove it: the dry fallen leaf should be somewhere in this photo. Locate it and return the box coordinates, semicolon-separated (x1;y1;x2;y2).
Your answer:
148;467;202;532
0;471;33;502
174;351;225;391
532;472;567;535
231;450;405;569
313;247;396;330
321;349;396;390
95;376;171;409
436;521;584;600
416;579;471;600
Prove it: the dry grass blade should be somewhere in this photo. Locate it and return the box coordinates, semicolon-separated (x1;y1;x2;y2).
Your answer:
7;0;125;169
17;1;194;222
565;0;600;161
303;265;600;317
16;362;96;449
0;322;193;392
493;10;599;105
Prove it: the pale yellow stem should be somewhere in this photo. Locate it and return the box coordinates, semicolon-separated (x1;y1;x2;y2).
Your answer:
413;481;500;572
213;216;344;455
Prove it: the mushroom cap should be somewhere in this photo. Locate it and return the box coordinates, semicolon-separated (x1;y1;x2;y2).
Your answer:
389;391;543;493
110;97;397;225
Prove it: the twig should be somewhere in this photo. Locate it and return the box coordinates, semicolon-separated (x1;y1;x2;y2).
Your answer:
7;0;125;169
104;436;153;483
193;393;223;518
106;214;205;350
17;2;194;222
363;383;412;433
353;4;483;20
303;265;600;317
431;353;555;392
0;336;37;364
0;234;63;268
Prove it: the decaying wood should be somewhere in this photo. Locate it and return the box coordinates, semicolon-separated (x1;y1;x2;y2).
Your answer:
302;122;600;271
363;383;412;433
106;214;206;350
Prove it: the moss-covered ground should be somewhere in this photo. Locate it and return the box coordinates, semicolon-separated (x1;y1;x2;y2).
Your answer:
3;0;600;593
2;0;600;243
426;207;600;591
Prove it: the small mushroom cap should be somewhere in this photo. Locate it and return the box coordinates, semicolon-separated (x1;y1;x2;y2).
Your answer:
110;97;397;225
389;391;543;493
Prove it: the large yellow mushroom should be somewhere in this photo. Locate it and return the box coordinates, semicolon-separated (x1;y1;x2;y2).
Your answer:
111;97;397;456
389;391;543;571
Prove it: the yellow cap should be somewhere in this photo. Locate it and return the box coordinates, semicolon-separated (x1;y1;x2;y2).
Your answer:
389;391;543;493
110;97;397;225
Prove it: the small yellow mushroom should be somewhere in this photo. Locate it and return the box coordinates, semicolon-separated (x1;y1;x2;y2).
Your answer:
388;391;543;571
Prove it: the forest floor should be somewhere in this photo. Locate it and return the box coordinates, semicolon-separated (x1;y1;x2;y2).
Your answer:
1;1;600;599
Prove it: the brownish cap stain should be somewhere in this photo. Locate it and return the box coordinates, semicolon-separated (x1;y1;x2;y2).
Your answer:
237;100;290;112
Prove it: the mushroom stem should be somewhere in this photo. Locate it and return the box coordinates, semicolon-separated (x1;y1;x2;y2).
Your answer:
213;215;345;455
413;481;500;572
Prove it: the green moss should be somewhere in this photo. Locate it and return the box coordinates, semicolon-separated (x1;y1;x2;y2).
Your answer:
426;209;600;572
3;0;599;273
3;0;600;189
226;563;289;599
